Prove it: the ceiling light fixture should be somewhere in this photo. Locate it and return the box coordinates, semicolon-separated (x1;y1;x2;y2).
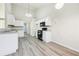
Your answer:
25;3;32;17
25;13;32;17
55;3;64;9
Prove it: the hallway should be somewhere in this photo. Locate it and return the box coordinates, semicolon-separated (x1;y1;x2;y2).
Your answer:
7;34;79;56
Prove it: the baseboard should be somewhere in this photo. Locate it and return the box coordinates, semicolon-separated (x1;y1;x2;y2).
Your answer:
51;40;79;53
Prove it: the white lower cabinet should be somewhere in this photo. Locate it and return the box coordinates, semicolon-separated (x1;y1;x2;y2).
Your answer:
43;31;52;42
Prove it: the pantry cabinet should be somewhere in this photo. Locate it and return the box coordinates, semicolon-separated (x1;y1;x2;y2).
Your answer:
0;4;5;18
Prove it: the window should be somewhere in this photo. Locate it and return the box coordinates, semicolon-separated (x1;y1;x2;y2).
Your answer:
0;20;5;28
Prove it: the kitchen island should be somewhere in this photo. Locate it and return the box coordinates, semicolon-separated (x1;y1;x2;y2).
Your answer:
0;31;18;56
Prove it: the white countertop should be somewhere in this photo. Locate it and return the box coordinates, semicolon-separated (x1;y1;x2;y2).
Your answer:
0;29;17;34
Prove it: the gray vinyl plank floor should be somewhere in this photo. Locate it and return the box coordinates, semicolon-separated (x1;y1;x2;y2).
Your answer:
7;34;79;56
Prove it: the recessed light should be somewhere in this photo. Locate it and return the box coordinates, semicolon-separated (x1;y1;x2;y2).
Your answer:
55;3;64;9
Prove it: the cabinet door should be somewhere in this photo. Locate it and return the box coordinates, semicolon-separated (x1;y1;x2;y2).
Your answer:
43;31;52;42
0;4;5;18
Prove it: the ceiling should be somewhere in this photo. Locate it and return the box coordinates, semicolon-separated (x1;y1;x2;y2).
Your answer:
12;3;55;11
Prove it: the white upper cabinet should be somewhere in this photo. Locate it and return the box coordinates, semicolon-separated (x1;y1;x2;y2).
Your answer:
0;4;5;18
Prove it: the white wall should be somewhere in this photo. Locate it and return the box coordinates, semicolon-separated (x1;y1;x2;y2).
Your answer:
5;3;12;14
5;3;12;28
0;3;5;18
51;3;79;52
36;4;55;19
36;3;79;52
